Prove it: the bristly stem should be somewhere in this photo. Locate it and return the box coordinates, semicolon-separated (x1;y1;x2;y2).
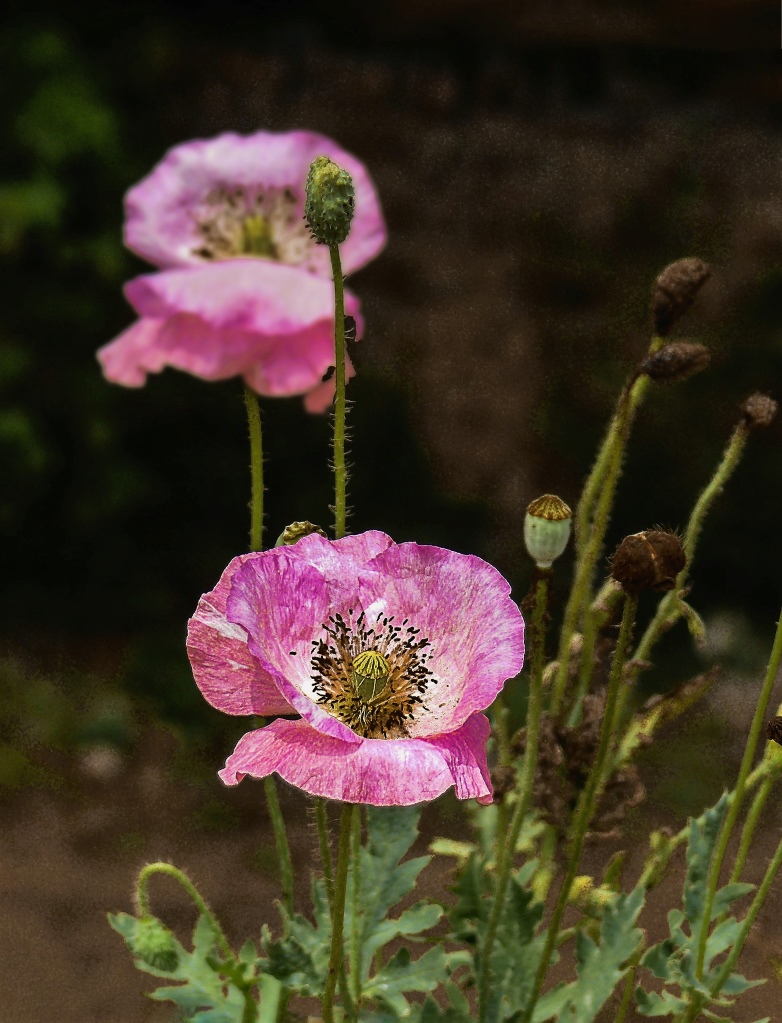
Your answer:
244;385;264;552
329;243;348;540
244;391;294;920
316;798;335;908
136;862;234;964
729;773;775;886
350;804;362;1010
264;776;295;916
479;573;549;1008
632;420;749;669
520;591;638;1023
693;604;782;979
322;804;353;1023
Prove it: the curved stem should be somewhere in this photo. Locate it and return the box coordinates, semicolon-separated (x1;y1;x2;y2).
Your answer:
243;386;264;552
729;773;774;886
264;776;295;916
520;592;638;1023
693;605;782;978
136;862;234;964
633;422;749;669
479;575;548;1008
328;243;348;540
322;804;353;1023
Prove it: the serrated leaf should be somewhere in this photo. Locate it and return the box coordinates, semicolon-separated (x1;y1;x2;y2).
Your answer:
641;939;680;982
558;887;645;1022
408;995;471;1023
635;987;689;1016
684;794;728;925
711;883;754;920
704;918;740;967
719;972;765;996
483;872;546;1023
364;903;444;963
364;946;449;1017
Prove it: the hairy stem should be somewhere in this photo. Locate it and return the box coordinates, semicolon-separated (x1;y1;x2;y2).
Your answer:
521;592;638;1023
480;574;549;1006
264;776;295;916
243;385;264;552
329;243;348;540
322;804;353;1023
693;605;782;978
350;804;362;1011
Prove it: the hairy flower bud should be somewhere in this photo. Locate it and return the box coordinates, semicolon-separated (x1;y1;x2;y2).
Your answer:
610;530;686;594
129;916;179;972
741;392;778;430
275;521;328;547
304;156;355;246
640;341;711;384
651;257;711;336
524;494;572;568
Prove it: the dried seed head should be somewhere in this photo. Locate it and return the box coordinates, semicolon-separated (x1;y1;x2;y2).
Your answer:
652;257;711;336
524;494;572;568
275;521;328;547
766;716;782;746
640;341;711;383
610;530;686;594
490;764;517;802
304;156;355;246
741;393;778;430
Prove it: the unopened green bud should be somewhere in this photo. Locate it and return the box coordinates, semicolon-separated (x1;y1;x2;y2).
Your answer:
524;494;572;568
129;916;179;972
275;521;328;547
304;156;355;246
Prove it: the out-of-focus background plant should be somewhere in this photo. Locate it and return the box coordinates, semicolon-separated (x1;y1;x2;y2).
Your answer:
3;2;782;1020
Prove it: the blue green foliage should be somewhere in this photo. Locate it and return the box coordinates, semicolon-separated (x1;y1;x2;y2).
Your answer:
635;794;761;1019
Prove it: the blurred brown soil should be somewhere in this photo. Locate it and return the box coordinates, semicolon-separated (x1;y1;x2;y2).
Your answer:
2;724;782;1023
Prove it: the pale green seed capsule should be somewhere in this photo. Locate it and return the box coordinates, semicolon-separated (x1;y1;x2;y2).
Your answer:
275;521;328;547
351;650;390;704
524;494;572;568
304;156;355;246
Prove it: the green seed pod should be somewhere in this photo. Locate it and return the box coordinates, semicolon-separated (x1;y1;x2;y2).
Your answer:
524;494;572;568
129;916;179;973
275;521;328;547
351;650;390;703
304;156;355;246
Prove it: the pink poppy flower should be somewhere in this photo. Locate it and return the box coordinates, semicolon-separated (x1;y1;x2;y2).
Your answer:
97;131;386;409
187;531;525;806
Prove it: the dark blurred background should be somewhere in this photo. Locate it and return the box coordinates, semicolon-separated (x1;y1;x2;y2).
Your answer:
2;2;782;1019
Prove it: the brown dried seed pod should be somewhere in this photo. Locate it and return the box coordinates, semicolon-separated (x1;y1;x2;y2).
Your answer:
765;716;782;746
640;341;711;383
741;393;778;430
610;530;686;593
490;765;517;801
652;257;711;336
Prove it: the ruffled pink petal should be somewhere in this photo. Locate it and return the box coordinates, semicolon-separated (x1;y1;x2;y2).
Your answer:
218;713;493;806
97;262;362;402
125;130;386;276
281;530;395;576
356;543;525;738
225;548;363;745
186;555;294;717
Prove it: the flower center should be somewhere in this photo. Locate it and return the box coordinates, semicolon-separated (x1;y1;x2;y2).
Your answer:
310;610;436;739
192;185;318;267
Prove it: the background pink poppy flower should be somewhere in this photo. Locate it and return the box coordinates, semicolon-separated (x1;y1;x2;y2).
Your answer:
97;130;385;406
187;531;525;806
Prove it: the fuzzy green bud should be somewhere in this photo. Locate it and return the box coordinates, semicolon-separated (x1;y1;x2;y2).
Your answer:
129;916;179;972
304;156;355;246
275;520;328;547
524;494;572;568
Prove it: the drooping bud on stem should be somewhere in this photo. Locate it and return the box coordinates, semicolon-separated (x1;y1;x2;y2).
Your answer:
524;494;572;568
741;392;778;431
610;530;686;594
640;341;711;383
305;156;355;246
275;520;328;547
766;716;782;746
651;257;711;336
128;916;179;972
